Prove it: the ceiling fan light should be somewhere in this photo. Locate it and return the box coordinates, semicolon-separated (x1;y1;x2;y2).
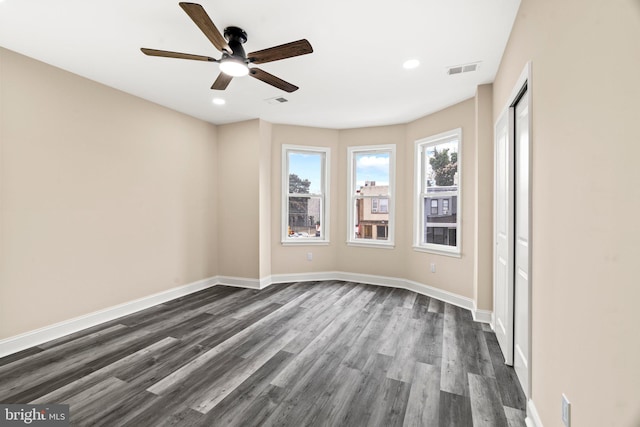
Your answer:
220;59;249;77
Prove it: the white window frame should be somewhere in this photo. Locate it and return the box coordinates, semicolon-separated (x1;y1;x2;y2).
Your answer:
414;128;462;256
347;144;396;248
282;145;330;245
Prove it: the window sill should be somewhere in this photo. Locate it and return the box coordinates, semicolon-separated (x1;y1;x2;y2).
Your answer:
281;240;330;246
347;241;395;250
412;245;461;258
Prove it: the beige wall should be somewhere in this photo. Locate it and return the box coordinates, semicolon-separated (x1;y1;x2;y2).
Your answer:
405;99;477;298
216;120;261;279
493;0;640;425
258;120;273;279
0;47;218;339
474;84;494;310
270;124;340;275
336;125;408;277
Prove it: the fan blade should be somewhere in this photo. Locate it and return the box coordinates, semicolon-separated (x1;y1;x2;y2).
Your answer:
179;2;231;53
250;68;298;92
248;39;313;64
211;72;233;90
141;48;216;62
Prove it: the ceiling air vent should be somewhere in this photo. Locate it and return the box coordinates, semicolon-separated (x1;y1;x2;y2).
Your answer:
265;96;289;105
446;62;480;76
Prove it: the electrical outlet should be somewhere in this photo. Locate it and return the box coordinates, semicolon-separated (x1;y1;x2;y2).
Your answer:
307;252;313;261
561;394;571;426
430;263;436;273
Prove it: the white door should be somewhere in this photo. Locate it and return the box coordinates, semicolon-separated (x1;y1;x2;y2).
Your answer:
513;89;530;394
493;111;514;365
494;64;532;400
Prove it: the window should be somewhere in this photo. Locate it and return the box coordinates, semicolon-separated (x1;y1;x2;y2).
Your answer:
347;145;395;247
372;198;389;214
414;128;461;255
282;145;330;244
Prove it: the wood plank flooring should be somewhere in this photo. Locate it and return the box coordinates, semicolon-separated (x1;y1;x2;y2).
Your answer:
0;281;527;426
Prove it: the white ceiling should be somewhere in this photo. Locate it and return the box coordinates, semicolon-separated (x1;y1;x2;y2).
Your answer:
0;0;521;129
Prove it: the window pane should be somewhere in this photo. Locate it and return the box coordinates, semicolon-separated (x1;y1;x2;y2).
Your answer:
415;131;462;253
284;146;328;243
354;196;389;241
348;145;394;246
419;134;459;250
355;152;390;190
288;196;322;238
289;152;322;194
424;141;459;193
424;196;457;247
354;154;390;241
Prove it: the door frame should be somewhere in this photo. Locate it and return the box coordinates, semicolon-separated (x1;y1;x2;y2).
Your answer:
493;61;533;398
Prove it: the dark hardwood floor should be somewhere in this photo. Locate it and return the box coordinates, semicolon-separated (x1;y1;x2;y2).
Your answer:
0;281;527;426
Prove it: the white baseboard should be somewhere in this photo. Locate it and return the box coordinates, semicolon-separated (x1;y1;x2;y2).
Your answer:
472;306;493;324
1;271;493;358
269;271;484;316
0;276;217;358
269;271;337;285
526;398;544;427
215;275;263;290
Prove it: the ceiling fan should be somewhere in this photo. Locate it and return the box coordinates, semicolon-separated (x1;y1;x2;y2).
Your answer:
141;2;313;93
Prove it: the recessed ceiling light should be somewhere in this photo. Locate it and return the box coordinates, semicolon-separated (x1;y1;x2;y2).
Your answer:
403;59;420;70
212;98;226;106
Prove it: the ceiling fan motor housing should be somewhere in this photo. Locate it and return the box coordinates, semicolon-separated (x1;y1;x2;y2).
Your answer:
224;26;248;61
